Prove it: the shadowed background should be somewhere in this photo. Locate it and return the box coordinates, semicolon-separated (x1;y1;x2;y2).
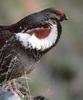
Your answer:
0;0;83;100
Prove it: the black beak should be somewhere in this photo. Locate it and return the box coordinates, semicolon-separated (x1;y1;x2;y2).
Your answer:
60;14;68;21
64;15;68;20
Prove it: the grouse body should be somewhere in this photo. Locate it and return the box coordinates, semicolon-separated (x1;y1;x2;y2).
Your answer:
0;8;67;83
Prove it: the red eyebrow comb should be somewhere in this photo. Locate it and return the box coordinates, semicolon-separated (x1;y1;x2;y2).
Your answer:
56;9;64;16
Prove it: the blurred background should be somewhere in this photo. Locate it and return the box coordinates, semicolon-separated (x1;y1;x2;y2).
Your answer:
0;0;83;100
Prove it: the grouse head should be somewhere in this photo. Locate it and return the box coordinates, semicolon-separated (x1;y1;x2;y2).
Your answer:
41;8;68;22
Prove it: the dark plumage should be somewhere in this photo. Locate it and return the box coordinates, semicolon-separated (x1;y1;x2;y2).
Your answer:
0;8;67;83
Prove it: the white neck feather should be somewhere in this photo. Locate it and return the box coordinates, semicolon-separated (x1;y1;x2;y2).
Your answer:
16;24;58;51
